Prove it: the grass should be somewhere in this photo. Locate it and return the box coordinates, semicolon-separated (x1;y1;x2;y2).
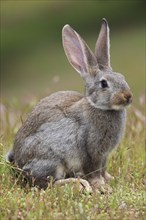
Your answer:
0;95;145;220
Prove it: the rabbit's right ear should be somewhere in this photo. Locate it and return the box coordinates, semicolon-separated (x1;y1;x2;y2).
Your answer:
62;25;98;80
95;19;112;71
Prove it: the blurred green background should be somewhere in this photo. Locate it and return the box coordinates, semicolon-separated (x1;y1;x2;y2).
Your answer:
1;1;145;104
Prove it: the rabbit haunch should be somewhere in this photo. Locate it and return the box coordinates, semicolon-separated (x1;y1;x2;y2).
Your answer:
7;19;132;189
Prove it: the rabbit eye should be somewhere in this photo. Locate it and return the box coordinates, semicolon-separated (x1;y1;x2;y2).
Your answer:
100;79;108;88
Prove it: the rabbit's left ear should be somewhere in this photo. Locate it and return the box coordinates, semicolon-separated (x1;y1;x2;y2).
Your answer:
95;19;112;71
62;24;98;81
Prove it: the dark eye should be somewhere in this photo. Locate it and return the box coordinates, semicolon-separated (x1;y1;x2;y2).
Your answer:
100;79;108;88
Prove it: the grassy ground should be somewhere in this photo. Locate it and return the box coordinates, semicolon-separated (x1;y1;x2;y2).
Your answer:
0;95;145;220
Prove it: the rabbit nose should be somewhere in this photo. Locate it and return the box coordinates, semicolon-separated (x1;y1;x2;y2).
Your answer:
123;92;133;104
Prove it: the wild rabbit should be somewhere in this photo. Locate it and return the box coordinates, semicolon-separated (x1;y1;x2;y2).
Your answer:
7;19;132;190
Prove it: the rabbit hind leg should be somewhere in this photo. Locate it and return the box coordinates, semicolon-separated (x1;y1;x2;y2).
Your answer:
101;157;114;182
22;159;66;189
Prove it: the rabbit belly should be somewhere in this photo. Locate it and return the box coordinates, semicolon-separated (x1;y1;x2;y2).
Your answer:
20;117;83;178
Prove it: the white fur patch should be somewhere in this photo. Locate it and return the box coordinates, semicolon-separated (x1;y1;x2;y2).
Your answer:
112;105;124;110
56;164;66;179
68;157;82;172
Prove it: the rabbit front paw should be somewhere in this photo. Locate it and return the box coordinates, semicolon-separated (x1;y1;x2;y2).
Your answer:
89;176;113;193
89;175;105;190
102;171;114;182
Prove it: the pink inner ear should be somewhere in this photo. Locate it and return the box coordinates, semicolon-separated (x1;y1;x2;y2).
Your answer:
63;29;88;74
70;53;82;71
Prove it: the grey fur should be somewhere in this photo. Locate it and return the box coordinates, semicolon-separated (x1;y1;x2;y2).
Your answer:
7;19;132;189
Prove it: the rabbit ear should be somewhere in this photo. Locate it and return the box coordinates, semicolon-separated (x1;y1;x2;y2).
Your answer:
62;25;98;80
95;18;112;71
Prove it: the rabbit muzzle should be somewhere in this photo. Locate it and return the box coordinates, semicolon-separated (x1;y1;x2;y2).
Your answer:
111;90;133;110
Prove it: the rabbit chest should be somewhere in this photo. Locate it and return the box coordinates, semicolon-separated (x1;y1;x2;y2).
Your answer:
86;108;127;157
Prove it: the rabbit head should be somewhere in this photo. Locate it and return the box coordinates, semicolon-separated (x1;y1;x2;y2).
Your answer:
62;18;133;110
